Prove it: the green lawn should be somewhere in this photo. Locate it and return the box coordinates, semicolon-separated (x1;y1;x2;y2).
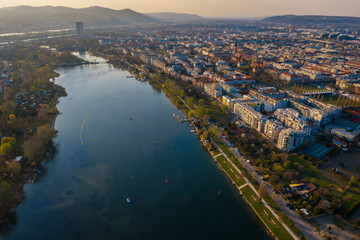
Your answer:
213;137;260;188
290;156;339;191
241;186;294;240
211;148;221;156
215;154;246;186
263;195;305;239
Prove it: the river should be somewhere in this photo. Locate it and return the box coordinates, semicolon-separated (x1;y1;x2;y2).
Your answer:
1;52;270;240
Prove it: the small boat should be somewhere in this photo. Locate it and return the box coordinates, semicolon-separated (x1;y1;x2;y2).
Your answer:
126;198;131;203
165;179;169;184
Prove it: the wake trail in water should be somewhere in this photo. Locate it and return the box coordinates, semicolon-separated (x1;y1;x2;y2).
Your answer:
80;111;91;146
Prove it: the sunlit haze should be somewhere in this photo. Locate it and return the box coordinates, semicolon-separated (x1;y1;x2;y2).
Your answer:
1;0;360;18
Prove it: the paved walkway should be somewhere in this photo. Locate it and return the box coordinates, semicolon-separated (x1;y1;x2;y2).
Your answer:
212;140;300;240
173;93;320;240
239;183;248;189
218;137;323;240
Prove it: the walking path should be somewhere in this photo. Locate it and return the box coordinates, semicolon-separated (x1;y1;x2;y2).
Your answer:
211;140;300;240
239;183;248;189
170;90;316;240
218;137;323;240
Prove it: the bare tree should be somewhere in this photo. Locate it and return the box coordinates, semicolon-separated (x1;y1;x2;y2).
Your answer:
258;182;268;202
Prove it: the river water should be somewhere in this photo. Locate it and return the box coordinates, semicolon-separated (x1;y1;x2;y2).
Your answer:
2;53;270;240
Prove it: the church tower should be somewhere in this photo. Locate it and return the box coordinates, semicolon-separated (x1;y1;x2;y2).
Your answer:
233;38;238;54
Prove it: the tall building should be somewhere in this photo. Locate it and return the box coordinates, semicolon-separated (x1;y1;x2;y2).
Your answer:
76;22;84;37
277;129;305;151
234;102;267;132
274;108;311;136
264;119;284;142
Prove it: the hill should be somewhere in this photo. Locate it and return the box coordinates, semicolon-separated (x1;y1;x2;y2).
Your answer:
261;15;360;25
145;12;204;22
0;5;159;33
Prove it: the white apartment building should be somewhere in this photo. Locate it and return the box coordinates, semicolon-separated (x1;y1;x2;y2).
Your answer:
274;108;311;136
234;102;267;132
264;119;284;142
289;99;341;127
204;83;222;97
277;129;305;151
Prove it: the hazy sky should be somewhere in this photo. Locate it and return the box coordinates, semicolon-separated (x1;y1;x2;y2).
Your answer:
1;0;360;18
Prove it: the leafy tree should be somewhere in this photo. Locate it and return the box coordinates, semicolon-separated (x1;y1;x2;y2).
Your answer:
5;161;21;176
284;160;292;169
0;181;13;209
195;106;206;118
220;104;228;112
8;114;16;129
179;89;186;99
349;176;357;185
0;137;16;159
273;163;284;174
186;97;194;107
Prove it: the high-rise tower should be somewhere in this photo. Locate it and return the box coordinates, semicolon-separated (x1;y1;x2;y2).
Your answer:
76;22;84;37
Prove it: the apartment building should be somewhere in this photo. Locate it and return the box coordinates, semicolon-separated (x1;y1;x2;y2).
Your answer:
234;102;267;132
264;119;284;142
274;108;311;136
277;128;305;151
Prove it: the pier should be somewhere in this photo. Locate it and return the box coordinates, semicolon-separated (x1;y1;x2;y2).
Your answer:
173;113;190;123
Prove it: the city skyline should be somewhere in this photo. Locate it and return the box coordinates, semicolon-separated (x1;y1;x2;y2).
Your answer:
1;0;360;18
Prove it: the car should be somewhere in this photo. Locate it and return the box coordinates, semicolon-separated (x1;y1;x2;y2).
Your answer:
261;176;266;181
272;190;279;194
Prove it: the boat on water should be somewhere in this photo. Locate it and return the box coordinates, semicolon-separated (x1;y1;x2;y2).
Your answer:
126;198;131;203
126;76;134;78
165;179;169;184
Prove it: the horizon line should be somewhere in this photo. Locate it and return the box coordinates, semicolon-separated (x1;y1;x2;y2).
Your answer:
1;5;360;19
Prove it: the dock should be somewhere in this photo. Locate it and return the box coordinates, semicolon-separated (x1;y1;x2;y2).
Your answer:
173;113;190;123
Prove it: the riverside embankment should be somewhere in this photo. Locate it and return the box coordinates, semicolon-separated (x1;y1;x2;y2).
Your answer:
2;52;270;240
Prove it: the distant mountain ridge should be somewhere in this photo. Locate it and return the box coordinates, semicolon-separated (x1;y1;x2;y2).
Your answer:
261;15;360;25
0;5;159;33
144;12;204;22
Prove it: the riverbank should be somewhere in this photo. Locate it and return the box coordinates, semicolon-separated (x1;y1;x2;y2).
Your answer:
0;44;78;231
167;86;299;240
0;87;66;230
102;54;304;240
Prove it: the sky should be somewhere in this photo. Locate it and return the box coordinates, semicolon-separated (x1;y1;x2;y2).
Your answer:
1;0;360;18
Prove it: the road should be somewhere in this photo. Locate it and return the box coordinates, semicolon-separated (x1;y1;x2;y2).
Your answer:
219;136;323;240
211;139;299;240
175;94;322;240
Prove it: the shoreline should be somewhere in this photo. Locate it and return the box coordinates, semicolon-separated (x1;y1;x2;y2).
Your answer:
1;53;295;239
0;79;67;232
103;55;300;240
